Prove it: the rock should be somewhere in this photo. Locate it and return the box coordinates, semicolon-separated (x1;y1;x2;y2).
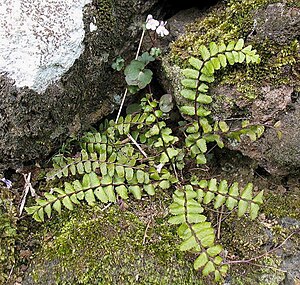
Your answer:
281;253;300;285
233;97;300;176
252;3;300;45
158;0;300;176
0;0;163;171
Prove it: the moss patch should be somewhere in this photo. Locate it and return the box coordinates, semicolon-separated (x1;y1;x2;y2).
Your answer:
23;196;203;285
219;186;300;285
0;187;18;284
169;0;300;99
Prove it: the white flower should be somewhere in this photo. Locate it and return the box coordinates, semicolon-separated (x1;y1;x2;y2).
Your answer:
145;14;159;31
89;22;97;32
155;163;164;173
156;21;169;37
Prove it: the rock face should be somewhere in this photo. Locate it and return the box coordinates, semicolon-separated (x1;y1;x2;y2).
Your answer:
0;0;162;171
0;0;92;93
159;0;300;176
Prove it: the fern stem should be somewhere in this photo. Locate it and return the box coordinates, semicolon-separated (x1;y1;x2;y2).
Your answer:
182;189;217;265
115;88;128;124
127;133;148;158
135;28;146;60
217;205;224;240
115;28;146;123
148;97;179;180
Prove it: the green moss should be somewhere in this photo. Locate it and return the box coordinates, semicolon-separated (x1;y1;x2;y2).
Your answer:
218;187;300;285
0;187;18;284
170;0;276;61
220;215;285;285
261;190;300;220
221;217;269;259
94;0;115;33
25;197;203;285
230;255;285;285
169;0;300;99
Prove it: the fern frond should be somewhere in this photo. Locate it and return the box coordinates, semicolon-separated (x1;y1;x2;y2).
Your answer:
28;95;181;222
190;178;264;219
180;39;262;165
26;37;266;284
168;177;263;281
26;170;162;222
168;185;228;282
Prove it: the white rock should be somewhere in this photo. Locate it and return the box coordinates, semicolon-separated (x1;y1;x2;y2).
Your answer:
0;0;91;93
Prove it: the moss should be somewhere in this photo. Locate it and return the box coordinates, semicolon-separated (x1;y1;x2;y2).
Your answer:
0;187;18;284
261;189;300;220
24;196;203;285
220;215;285;285
169;0;300;99
230;255;285;285
93;0;116;39
217;186;300;285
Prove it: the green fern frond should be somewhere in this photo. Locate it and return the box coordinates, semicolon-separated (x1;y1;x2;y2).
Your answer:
27;94;180;222
190;178;264;219
180;39;263;165
26;38;266;284
26;169;162;222
168;178;263;281
168;185;229;282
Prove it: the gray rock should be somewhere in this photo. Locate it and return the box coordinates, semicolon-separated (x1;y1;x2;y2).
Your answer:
252;3;300;45
224;86;300;176
159;3;300;176
0;0;163;171
281;254;300;285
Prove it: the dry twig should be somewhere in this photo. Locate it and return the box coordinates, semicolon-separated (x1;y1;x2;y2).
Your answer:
19;172;36;216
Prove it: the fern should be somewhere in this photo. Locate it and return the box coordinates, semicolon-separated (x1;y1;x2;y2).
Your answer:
180;39;262;165
27;95;178;222
26;39;265;284
168;179;263;282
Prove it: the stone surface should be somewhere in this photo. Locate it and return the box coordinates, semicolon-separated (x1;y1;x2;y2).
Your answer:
235;97;300;176
252;3;300;45
159;1;300;176
0;0;163;171
0;0;92;93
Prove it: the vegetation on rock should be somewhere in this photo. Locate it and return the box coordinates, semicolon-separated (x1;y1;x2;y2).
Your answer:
25;39;265;283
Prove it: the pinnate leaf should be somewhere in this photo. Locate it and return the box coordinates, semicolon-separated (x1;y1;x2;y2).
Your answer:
199;45;210;61
188;57;203;70
194;252;208;270
62;196;74;210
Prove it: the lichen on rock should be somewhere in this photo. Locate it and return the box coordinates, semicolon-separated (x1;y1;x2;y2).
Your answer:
0;0;92;93
0;0;163;172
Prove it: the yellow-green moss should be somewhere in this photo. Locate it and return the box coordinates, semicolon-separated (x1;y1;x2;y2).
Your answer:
262;190;300;220
24;196;203;285
230;255;285;285
94;0;115;33
0;188;18;284
218;187;300;285
169;0;300;99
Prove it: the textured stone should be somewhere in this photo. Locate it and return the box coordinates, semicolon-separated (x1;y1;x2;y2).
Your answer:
0;0;92;93
159;2;300;176
0;0;162;171
252;3;300;45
